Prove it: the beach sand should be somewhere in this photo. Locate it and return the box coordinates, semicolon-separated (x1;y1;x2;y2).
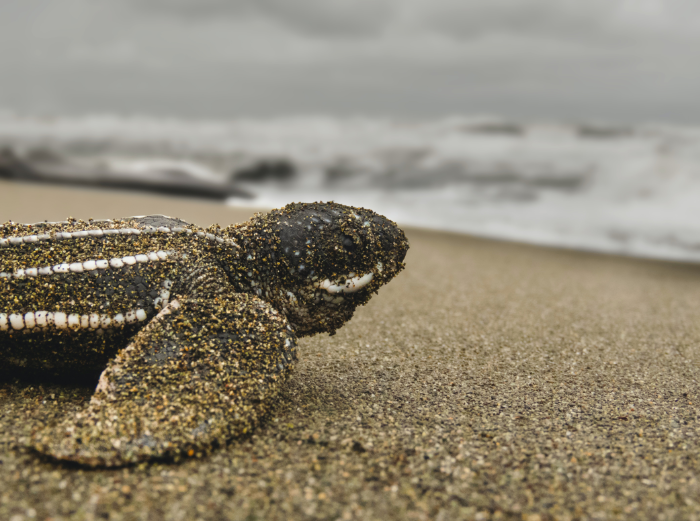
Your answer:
1;180;699;520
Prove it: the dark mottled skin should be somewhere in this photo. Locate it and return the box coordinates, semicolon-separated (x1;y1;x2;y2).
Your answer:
0;202;408;466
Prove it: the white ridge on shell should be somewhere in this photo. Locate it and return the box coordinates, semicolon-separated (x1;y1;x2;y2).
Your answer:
54;313;67;329
68;314;81;330
35;311;48;327
1;225;238;252
24;312;36;329
0;308;151;331
10;313;24;330
2;251;175;280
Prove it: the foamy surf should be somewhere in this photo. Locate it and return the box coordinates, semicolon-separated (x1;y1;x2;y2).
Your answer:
2;112;700;263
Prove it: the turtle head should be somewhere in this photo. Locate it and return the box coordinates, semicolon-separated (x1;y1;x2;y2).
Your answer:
266;201;408;336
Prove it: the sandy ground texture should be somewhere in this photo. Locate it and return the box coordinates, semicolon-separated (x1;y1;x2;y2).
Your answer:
1;180;700;520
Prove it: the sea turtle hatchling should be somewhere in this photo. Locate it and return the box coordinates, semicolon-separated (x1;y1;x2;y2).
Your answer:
0;202;409;466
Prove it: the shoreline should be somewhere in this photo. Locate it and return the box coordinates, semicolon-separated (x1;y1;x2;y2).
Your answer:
3;178;700;267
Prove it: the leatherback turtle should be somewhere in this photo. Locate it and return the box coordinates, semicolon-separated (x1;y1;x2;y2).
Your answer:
0;202;408;466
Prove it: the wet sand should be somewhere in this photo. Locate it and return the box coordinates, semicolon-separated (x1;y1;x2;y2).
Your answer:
1;180;700;520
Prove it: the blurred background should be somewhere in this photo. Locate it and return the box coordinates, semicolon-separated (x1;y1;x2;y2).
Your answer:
2;0;700;261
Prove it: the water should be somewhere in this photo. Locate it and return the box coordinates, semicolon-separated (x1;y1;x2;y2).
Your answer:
1;112;700;262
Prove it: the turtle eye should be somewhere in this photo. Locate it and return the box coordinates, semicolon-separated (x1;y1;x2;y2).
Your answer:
341;234;356;251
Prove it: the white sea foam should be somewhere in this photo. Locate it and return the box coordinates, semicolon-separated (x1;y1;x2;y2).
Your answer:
2;113;700;263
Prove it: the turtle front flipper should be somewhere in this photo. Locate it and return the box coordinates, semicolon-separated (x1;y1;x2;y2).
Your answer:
32;292;297;467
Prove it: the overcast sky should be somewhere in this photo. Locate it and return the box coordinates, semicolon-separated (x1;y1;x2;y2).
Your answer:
2;0;700;123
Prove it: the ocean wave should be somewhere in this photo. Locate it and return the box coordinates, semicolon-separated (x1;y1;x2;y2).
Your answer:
1;112;699;262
